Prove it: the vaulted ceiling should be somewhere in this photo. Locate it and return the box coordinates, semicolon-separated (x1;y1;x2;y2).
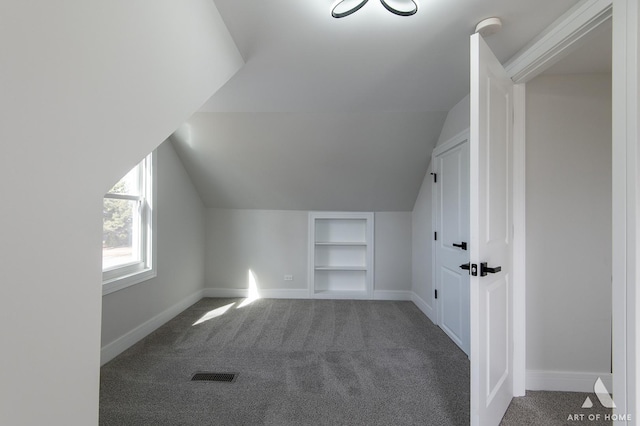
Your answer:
172;0;581;211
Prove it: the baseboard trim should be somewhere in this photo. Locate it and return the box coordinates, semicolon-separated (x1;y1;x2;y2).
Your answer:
202;288;248;298
202;288;309;299
410;291;435;323
100;289;203;366
203;287;413;301
373;290;413;301
258;289;309;299
526;370;613;392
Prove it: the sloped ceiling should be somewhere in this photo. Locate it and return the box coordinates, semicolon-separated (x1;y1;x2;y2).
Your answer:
171;112;446;211
172;0;580;211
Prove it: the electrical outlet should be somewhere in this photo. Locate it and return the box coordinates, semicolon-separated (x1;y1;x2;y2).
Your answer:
284;274;293;281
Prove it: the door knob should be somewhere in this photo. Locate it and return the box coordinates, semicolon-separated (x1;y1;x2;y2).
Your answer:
460;263;470;270
453;242;468;250
480;262;501;277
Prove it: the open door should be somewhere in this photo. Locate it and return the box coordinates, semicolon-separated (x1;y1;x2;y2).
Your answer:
469;33;514;425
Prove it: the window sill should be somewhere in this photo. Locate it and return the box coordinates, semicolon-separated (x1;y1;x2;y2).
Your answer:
102;267;156;296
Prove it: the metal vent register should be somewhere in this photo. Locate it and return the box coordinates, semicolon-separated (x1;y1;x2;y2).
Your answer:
191;372;238;382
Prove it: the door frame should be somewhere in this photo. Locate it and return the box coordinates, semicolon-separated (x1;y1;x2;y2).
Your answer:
503;0;636;418
431;130;471;353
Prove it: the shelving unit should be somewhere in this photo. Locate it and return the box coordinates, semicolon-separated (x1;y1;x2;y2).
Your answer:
308;212;374;299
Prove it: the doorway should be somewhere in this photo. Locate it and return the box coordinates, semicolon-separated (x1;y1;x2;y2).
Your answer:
467;0;637;421
438;10;615;422
524;19;613;390
465;20;614;423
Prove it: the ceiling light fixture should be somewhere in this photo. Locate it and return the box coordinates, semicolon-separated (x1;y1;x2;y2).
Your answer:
331;0;417;18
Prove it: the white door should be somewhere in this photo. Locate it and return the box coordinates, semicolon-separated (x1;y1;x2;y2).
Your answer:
469;33;514;426
434;136;470;355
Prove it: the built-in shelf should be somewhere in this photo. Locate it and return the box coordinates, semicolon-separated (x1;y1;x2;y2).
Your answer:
308;212;374;299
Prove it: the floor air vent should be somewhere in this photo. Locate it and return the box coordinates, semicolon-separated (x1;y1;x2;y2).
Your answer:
191;372;237;382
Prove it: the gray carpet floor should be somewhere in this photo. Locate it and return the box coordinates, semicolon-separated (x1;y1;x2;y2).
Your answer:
501;390;613;426
100;298;470;425
100;298;609;425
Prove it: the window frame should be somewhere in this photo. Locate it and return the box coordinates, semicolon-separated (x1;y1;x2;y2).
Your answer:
102;152;157;295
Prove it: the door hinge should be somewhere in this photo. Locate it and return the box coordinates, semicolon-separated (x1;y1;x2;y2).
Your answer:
434;231;437;241
435;289;438;299
431;172;437;183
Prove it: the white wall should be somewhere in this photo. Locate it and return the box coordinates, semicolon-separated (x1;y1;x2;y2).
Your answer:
205;209;412;297
374;212;412;294
436;94;470;147
0;2;242;425
101;140;206;359
412;94;470;320
205;209;309;296
525;74;612;387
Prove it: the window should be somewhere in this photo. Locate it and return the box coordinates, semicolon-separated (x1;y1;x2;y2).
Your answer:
102;152;156;294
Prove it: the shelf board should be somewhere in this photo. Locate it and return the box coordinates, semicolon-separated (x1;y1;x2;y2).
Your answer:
314;241;367;246
314;266;367;271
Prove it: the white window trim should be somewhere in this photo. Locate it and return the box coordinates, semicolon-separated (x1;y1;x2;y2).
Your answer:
102;152;157;295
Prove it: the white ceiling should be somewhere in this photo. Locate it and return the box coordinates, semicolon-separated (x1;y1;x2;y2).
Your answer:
201;0;580;112
173;0;582;211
